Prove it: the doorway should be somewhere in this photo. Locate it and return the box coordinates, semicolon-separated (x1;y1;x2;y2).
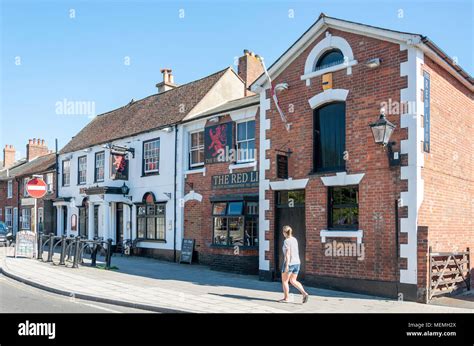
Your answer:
115;203;124;250
275;190;306;280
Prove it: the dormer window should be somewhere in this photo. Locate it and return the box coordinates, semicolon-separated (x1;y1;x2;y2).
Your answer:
315;49;344;71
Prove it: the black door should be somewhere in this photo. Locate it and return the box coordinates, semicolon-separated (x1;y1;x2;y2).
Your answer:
62;207;68;235
116;203;124;246
275;190;306;280
93;205;99;238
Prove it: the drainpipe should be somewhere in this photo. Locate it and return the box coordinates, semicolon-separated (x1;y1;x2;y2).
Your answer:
16;177;20;233
173;125;178;262
55;139;59;200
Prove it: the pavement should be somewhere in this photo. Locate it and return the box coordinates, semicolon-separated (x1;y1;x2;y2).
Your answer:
0;247;472;313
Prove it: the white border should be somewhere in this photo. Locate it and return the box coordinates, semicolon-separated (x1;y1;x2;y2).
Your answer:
320;172;364;186
308;89;349;109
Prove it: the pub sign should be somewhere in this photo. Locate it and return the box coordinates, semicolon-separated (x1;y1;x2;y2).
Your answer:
111;153;129;180
204;122;234;164
212;171;259;189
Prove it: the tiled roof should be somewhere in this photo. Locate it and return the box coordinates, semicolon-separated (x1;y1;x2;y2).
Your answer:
60;68;231;154
0;154;55;180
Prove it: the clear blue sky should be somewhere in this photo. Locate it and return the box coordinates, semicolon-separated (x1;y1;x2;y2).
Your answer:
1;0;472;157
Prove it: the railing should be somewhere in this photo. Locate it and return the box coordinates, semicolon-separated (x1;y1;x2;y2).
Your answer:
37;232;113;270
428;247;471;300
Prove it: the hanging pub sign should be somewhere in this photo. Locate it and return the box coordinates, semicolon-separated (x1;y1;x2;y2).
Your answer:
110;153;129;180
212;171;259;189
204;122;234;164
276;154;289;179
423;71;430;153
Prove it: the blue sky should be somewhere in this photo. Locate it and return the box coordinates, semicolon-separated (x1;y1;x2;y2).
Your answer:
1;0;472;157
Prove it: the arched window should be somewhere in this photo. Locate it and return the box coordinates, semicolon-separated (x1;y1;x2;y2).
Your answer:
143;192;156;204
315;49;344;71
137;192;166;241
313;102;346;172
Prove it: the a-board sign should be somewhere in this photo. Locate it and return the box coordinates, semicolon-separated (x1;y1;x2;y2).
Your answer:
15;231;37;259
180;238;195;264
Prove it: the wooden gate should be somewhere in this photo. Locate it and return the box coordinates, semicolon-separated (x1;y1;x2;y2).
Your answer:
428;247;471;300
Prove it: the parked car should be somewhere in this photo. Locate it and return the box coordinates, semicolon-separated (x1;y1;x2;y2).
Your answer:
0;222;10;245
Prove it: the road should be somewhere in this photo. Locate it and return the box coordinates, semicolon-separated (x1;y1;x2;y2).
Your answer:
0;274;153;313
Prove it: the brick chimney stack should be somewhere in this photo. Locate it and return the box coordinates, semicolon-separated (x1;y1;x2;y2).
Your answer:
156;68;177;93
3;145;16;169
27;138;49;162
238;49;264;96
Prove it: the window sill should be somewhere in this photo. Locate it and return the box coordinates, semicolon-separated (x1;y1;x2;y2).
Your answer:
320;229;363;244
184;167;206;176
135;239;167;244
141;172;160;177
210;244;259;250
301;60;358;85
229;161;257;172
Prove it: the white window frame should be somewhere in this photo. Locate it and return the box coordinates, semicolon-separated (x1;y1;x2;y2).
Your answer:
189;130;204;168
95;151;105;182
7;180;13;198
21;208;31;230
23;178;30;197
143;138;160;174
78;156;87;185
236;119;256;163
45;173;54;193
62;160;71;186
5;207;12;228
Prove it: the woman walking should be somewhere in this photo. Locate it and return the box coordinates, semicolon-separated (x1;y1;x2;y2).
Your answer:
279;225;309;303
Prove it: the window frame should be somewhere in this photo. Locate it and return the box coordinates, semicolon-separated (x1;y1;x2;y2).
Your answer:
94;151;105;182
77;156;87;185
23;178;30;197
21;208;31;230
7;180;13;198
136;201;166;241
189;130;204;169
62;160;71;187
211;201;258;248
236;119;256;164
142;138;160;176
315;49;345;71
313;102;346;173
45;173;54;193
327;185;359;230
5;207;12;228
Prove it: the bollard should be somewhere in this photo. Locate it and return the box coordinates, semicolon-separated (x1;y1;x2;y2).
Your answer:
46;233;55;262
59;235;67;265
72;236;81;268
105;238;113;270
37;232;43;260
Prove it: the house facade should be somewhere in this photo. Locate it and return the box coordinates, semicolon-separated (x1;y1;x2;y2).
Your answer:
250;14;473;301
55;65;248;259
0;140;56;235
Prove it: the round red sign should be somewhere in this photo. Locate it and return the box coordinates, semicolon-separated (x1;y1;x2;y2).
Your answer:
26;178;47;198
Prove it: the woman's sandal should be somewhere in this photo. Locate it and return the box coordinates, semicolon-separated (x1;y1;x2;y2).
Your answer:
302;294;309;304
278;299;290;303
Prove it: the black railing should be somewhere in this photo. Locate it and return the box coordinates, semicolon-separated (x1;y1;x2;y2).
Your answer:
37;232;113;270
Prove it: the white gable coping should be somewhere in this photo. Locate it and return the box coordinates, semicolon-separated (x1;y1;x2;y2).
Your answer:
320;172;365;186
269;178;309;191
308;89;349;109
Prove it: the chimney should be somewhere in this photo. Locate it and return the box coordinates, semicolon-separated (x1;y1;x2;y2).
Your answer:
3;145;16;169
238;50;264;96
156;68;177;93
27;138;49;162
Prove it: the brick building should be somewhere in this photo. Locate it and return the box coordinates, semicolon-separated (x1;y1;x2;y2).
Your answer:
250;14;473;301
0;140;57;234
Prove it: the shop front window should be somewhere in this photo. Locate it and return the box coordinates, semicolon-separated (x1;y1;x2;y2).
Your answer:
136;193;166;241
212;201;258;247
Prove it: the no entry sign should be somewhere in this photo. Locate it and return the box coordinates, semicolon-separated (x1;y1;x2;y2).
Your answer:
26;178;47;198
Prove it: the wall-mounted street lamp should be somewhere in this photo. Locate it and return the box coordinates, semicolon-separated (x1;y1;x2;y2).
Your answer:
369;109;400;166
121;182;130;197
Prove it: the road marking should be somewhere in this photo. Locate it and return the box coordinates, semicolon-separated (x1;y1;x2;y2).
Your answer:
77;302;123;313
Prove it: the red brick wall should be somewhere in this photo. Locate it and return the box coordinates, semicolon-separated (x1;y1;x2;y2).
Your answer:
263;28;409;284
183;113;259;270
418;56;474;288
